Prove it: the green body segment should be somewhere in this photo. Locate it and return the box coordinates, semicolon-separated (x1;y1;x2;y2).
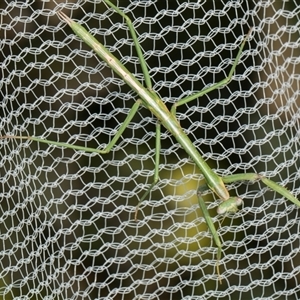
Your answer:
59;11;231;202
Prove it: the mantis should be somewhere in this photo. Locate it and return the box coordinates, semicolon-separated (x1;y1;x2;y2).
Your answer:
2;1;300;283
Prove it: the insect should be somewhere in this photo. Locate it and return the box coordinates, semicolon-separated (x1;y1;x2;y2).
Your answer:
2;0;299;283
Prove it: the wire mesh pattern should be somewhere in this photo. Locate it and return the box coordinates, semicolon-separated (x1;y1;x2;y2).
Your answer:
1;0;300;299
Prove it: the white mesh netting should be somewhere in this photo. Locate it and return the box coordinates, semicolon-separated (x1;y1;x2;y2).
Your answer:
1;0;300;299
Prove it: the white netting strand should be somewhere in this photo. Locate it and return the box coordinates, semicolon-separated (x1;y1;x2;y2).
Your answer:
1;0;300;299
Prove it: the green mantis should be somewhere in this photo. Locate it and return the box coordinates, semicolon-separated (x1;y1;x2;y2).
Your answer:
2;1;300;283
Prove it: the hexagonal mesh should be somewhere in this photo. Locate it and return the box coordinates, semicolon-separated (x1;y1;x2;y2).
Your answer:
1;1;300;299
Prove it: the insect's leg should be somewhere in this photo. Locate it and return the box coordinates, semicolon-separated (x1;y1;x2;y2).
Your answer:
171;28;252;116
2;100;142;155
135;122;161;220
103;0;153;91
197;184;222;283
222;173;300;208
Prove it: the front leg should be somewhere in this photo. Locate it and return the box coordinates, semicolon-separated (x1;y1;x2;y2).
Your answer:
222;173;300;208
